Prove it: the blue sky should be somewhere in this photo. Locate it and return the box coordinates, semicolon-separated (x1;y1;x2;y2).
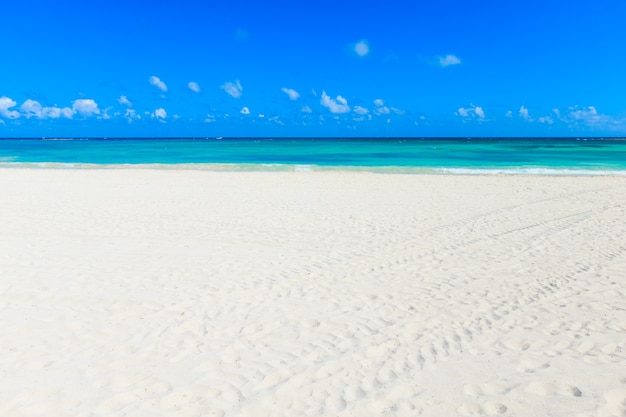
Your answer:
1;0;625;137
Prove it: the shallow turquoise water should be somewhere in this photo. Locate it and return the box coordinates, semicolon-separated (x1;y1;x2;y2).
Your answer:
1;137;625;174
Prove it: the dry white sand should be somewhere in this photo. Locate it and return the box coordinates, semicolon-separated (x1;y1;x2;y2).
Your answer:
1;168;625;417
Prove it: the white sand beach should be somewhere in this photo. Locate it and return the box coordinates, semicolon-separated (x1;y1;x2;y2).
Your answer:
1;168;625;417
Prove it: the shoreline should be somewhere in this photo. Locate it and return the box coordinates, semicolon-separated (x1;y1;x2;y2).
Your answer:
2;163;626;176
1;169;625;416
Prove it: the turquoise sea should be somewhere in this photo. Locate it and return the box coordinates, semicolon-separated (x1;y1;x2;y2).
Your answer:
1;137;625;174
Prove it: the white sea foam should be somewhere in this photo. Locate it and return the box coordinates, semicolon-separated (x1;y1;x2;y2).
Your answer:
1;161;626;176
437;167;626;176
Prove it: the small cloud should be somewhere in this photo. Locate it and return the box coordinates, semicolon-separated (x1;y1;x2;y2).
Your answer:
373;99;390;115
101;107;113;120
457;104;485;120
188;81;200;93
149;76;168;92
221;80;243;98
391;107;405;115
205;114;217;123
354;40;370;57
505;110;513;118
568;105;598;122
20;99;44;118
118;96;132;107
320;91;350;114
301;105;313;113
0;96;20;119
353;105;369;115
20;99;72;119
152;108;167;120
124;108;140;123
72;99;100;117
269;115;284;125
281;87;300;100
438;54;461;67
538;116;553;124
562;105;624;130
240;106;250;115
519;105;532;121
258;113;265;118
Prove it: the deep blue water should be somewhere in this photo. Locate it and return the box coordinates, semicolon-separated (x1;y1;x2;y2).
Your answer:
1;137;625;174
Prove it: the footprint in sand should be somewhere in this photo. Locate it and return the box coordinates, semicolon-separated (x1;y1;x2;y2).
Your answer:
517;356;550;373
604;389;626;417
457;401;508;416
525;381;582;397
464;382;513;396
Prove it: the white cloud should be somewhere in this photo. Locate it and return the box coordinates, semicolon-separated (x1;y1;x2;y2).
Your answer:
72;99;100;117
301;105;313;113
152;108;167;120
269;115;284;125
538;116;553;124
221;80;243;98
519;105;532;121
457;104;485;120
564;105;625;130
569;105;598;122
353;105;369;115
505;110;513;117
547;105;622;131
373;99;391;115
320;91;350;114
20;99;73;119
149;76;168;92
124;108;141;122
101;107;113;120
391;107;405;115
354;40;370;57
20;99;42;118
281;87;300;100
439;54;461;67
205;114;217;123
118;96;132;107
61;108;74;119
240;106;250;115
258;113;265;118
0;96;20;119
188;81;200;93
